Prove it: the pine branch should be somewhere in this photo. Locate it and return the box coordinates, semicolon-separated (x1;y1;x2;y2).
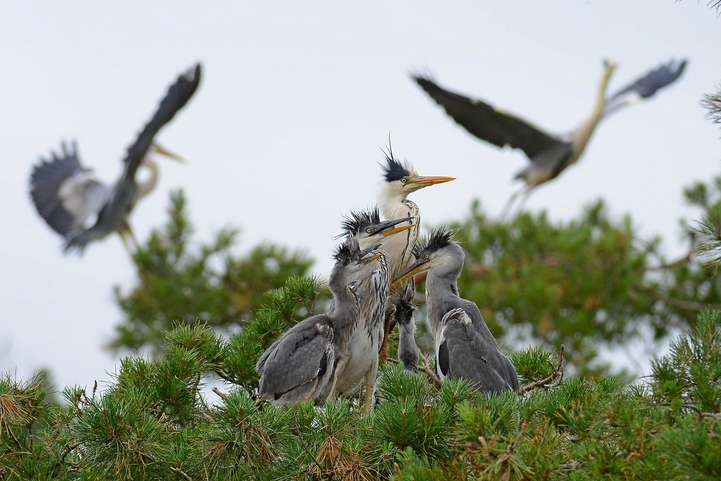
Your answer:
518;345;564;395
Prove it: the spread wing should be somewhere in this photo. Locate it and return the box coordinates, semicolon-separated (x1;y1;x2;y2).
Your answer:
118;63;202;188
30;141;111;238
604;59;687;117
413;74;563;160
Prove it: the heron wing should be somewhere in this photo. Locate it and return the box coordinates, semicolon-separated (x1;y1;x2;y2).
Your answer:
257;316;335;403
30;142;110;237
438;308;518;392
117;63;202;188
413;75;563;160
604;59;687;116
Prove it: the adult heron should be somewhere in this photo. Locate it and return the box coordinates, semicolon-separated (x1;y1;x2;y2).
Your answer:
256;239;382;406
396;228;519;392
334;208;415;412
376;147;455;360
412;59;687;214
30;63;202;254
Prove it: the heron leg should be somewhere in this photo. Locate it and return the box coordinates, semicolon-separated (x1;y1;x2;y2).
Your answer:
360;360;378;414
515;186;535;215
379;312;394;364
500;187;523;220
118;222;140;255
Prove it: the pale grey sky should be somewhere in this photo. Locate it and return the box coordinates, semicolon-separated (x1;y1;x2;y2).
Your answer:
1;1;719;390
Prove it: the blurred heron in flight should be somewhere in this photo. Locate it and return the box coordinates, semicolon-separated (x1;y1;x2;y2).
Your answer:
413;59;687;215
30;63;202;254
396;228;519;392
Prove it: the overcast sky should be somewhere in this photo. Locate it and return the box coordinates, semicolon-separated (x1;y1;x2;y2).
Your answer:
1;1;719;391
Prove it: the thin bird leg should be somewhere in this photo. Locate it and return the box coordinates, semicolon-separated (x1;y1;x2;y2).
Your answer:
500;187;524;220
360;360;378;414
118;230;136;256
515;185;535;215
379;312;393;364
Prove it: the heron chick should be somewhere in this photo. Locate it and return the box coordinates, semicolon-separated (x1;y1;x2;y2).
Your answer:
255;239;382;406
396;228;519;393
30;63;202;254
334;208;416;412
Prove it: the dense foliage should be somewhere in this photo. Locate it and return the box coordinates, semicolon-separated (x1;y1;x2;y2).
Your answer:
2;285;720;479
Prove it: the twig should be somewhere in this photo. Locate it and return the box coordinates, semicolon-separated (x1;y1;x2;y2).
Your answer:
170;466;194;481
518;345;565;395
212;387;227;401
419;352;442;388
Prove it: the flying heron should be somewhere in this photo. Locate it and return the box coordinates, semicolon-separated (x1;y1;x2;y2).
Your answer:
30;63;202;254
396;228;519;392
256;239;382;406
376;146;455;361
334;208;415;412
412;58;687;215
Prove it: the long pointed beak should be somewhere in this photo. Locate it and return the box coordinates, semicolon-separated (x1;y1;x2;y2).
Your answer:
393;260;430;284
382;222;415;237
358;244;383;265
410;175;455;189
152;143;187;163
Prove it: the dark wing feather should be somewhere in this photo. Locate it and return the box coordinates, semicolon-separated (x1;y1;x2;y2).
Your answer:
413;75;563;160
256;316;335;404
440;310;518;392
119;63;202;186
604;59;687;116
30;142;97;237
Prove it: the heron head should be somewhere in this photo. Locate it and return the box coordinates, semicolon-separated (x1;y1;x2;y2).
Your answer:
602;59;618;75
379;150;455;199
393;227;456;283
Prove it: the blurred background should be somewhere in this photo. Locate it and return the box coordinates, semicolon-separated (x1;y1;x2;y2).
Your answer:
1;1;719;390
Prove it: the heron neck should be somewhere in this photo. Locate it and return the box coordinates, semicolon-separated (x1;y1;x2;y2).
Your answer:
571;64;615;160
425;247;464;332
327;264;361;329
135;158;159;200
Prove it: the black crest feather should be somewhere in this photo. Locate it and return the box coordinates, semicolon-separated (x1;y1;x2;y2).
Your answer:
413;227;454;258
338;207;381;237
333;237;361;264
379;142;410;182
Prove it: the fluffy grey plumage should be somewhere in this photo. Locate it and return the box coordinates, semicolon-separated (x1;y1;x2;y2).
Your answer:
397;228;519;393
256;239;375;406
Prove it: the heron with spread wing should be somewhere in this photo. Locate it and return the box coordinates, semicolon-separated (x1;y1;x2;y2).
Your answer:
30;63;202;254
413;59;687;215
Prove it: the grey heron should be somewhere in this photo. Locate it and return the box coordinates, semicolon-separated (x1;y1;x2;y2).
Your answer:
334;208;415;412
396;228;519;392
412;59;687;215
255;239;382;406
30;63;202;254
394;282;419;372
376;147;455;361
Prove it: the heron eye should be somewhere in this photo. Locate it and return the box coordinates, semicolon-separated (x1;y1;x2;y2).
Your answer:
424;254;430;260
366;228;372;234
401;177;408;184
